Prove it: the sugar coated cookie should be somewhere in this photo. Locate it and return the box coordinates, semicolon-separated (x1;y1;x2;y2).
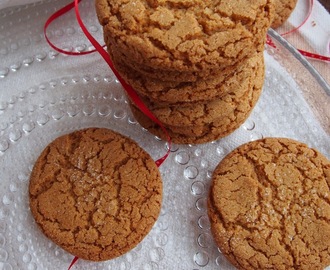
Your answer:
128;52;264;145
96;0;274;73
208;138;330;270
29;128;162;261
108;43;250;83
112;51;264;105
128;52;264;127
129;76;262;145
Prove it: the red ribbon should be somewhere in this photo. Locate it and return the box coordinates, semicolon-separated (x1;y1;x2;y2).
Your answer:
44;0;171;168
296;49;330;62
68;256;79;270
72;0;171;167
44;1;171;268
44;0;98;55
267;0;330;62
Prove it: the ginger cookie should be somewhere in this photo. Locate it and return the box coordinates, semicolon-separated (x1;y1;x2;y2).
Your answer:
29;128;162;261
111;50;264;105
130;104;253;145
129;75;263;144
271;0;298;28
128;53;264;127
96;0;274;74
208;138;330;270
107;43;249;83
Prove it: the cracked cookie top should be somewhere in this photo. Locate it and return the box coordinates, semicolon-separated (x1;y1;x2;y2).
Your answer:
208;137;330;270
29;128;162;261
95;0;274;72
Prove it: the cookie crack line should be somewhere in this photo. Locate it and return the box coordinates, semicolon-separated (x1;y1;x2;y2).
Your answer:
227;234;256;269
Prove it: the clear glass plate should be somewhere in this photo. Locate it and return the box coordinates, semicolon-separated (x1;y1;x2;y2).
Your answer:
0;1;329;269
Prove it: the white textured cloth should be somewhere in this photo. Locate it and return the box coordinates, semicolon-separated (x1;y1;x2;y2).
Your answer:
283;0;330;55
276;0;330;85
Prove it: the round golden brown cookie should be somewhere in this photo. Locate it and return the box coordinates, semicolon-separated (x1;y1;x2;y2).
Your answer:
111;50;264;105
271;0;298;28
29;128;162;261
208;138;330;270
96;0;274;73
129;74;263;144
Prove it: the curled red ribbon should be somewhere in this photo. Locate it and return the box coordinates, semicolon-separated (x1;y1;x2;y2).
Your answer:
44;0;171;168
44;0;96;55
44;1;171;268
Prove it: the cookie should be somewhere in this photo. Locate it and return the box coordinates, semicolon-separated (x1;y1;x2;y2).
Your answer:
108;43;251;83
128;52;264;127
130;105;250;145
96;0;274;74
111;50;264;105
208;138;330;270
129;74;263;144
29;128;162;261
271;0;298;28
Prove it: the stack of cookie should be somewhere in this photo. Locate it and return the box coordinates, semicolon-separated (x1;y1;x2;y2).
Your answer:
96;0;275;144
